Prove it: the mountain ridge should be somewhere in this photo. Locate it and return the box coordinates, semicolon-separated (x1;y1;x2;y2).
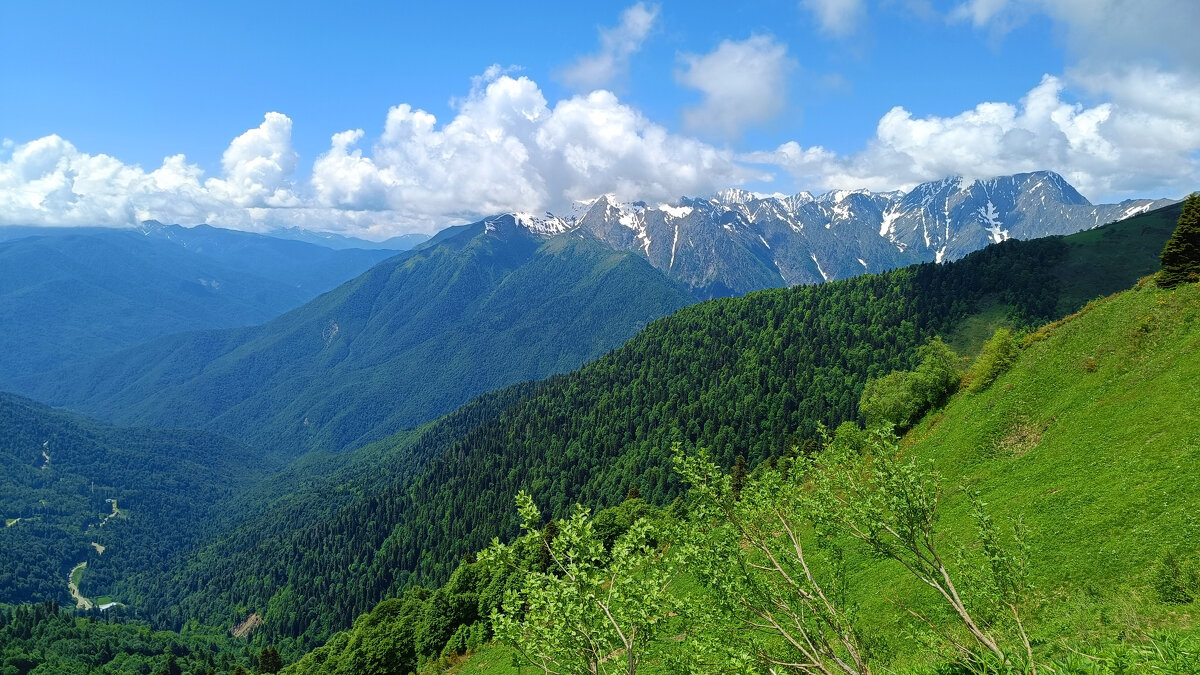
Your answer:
481;170;1174;296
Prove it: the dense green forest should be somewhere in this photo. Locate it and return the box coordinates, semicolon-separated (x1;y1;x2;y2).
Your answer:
0;393;280;609
105;204;1181;653
0;601;266;674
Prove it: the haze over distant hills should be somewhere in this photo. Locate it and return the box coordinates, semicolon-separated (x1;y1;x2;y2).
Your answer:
15;216;696;456
0;223;402;386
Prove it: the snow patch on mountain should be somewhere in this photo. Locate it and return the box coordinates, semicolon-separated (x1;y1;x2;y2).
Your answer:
810;253;830;282
512;212;573;236
976;200;1009;244
658;204;694;220
1122;202;1153;219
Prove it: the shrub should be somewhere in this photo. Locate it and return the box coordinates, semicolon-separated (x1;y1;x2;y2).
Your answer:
1152;549;1199;604
965;328;1019;393
859;338;961;431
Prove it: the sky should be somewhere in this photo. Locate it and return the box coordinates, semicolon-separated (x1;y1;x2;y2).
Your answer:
2;0;1198;238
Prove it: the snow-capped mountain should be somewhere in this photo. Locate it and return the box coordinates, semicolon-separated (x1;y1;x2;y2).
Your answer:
486;171;1174;297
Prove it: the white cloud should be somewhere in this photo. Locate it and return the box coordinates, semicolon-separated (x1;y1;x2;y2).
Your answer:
0;114;304;231
745;72;1200;200
206;112;300;207
801;0;866;36
559;3;659;91
313;72;763;228
676;35;796;138
0;74;764;237
952;0;1200;73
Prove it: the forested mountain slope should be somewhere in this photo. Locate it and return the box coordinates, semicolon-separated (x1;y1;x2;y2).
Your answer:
119;202;1183;651
445;265;1200;675
25;216;695;456
0;392;277;608
0;224;398;385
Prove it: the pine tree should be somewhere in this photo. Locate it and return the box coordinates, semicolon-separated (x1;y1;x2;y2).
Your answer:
1159;193;1200;288
257;646;283;674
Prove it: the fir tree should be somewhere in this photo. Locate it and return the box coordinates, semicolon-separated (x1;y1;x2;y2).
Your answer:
1159;193;1200;288
257;646;283;674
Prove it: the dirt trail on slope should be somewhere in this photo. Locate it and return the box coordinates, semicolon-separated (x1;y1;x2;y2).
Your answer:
69;562;93;610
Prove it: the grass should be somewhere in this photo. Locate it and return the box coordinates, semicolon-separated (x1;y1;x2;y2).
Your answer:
1052;205;1181;316
946;303;1017;356
70;564;85;588
4;517;16;527
882;279;1200;665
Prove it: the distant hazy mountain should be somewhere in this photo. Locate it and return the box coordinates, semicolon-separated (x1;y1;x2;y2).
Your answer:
0;225;399;385
526;171;1172;296
24;216;695;456
266;226;429;251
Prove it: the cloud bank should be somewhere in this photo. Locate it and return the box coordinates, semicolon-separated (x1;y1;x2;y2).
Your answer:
746;72;1200;199
1;73;760;235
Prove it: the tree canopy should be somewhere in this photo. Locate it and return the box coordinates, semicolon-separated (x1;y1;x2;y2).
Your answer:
1159;192;1200;288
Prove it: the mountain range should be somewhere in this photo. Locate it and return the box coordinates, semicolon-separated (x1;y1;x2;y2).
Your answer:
105;201;1184;650
524;170;1171;296
14;218;696;456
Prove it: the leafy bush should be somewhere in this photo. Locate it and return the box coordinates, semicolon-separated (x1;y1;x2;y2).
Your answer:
1151;549;1199;604
860;338;962;431
964;327;1019;393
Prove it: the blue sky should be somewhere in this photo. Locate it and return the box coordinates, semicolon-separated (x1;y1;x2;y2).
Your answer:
2;0;1197;237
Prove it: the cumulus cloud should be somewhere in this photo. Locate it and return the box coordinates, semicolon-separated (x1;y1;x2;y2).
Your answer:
0;72;766;236
312;71;762;226
744;72;1200;200
0;113;305;231
207;112;300;207
676;35;796;138
801;0;867;36
559;3;659;91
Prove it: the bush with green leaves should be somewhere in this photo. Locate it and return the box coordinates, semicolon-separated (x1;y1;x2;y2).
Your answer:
859;338;962;431
964;328;1019;393
672;425;1035;675
482;492;683;675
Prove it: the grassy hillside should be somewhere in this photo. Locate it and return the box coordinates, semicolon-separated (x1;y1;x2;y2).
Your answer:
888;276;1200;657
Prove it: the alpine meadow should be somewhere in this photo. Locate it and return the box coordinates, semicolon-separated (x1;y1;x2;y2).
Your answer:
2;2;1200;674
